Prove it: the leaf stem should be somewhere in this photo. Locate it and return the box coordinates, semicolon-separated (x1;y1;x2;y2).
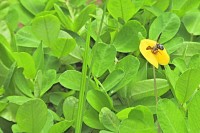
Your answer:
153;66;160;133
75;21;91;133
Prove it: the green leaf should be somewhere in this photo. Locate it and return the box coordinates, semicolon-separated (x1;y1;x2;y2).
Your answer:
164;37;183;54
41;110;54;133
132;97;156;114
0;0;9;20
119;106;156;133
49;120;73;133
59;70;81;91
14;52;36;78
172;57;187;73
127;79;169;101
113;20;146;52
157;99;187;133
60;45;82;64
49;92;69;106
172;0;200;17
51;38;76;58
92;43;116;77
33;44;44;71
83;107;105;129
0;37;14;67
34;70;42;97
68;0;87;7
45;0;59;10
44;55;60;70
63;96;78;121
16;99;48;133
0;100;7;113
116;107;134;120
153;0;170;11
182;11;200;35
175;69;200;104
99;130;114;133
107;0;136;22
54;4;73;30
164;65;179;92
144;5;164;17
16;26;41;48
74;4;96;31
40;69;57;96
188;54;200;69
7;96;31;105
188;91;200;132
86;89;113;112
110;55;140;94
59;70;95;91
172;42;200;59
149;12;180;43
32;14;60;46
12;124;23;133
19;0;46;15
99;107;120;132
102;69;124;91
0;61;9;85
0;103;19;122
13;69;34;97
0;21;11;44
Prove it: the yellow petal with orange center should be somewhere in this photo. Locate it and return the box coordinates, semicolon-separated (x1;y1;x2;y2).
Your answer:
139;39;170;68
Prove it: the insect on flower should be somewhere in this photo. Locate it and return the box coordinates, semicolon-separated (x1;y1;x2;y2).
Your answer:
146;33;164;54
139;33;170;68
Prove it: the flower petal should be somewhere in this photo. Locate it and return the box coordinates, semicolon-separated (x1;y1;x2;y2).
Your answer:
155;49;170;65
139;39;159;68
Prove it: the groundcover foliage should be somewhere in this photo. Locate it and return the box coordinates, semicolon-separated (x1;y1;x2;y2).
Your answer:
0;0;200;133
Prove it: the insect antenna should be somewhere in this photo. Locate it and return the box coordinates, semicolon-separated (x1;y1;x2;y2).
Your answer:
156;33;162;42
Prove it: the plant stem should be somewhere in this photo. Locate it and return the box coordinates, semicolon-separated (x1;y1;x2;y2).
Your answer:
75;1;107;132
153;66;160;133
75;21;91;133
96;0;107;44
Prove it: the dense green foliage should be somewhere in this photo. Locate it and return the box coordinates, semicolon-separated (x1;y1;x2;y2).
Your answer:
0;0;200;133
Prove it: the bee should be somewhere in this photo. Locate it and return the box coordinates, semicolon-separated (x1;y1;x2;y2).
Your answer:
146;33;164;54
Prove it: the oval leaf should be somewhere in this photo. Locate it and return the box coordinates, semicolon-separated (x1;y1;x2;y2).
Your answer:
74;4;96;31
63;96;78;121
49;120;73;133
182;11;200;35
83;107;105;129
16;99;48;133
92;43;116;77
175;69;200;104
14;52;36;78
102;69;125;91
110;55;140;94
128;79;169;100
188;91;200;132
32;14;60;46
99;107;120;132
149;12;180;43
20;0;45;15
86;89;113;112
119;106;155;133
113;20;146;52
59;70;81;91
107;0;136;22
157;99;187;133
59;70;95;91
51;38;76;58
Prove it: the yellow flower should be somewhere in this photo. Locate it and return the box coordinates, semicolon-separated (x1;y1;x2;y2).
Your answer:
139;39;170;68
